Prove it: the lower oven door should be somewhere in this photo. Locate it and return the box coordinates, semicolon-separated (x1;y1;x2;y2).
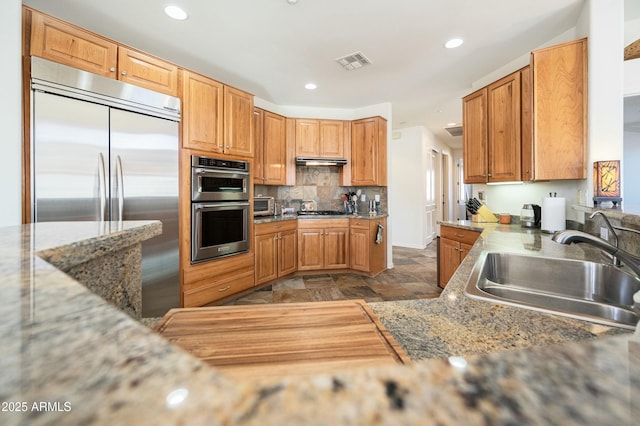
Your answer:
192;201;250;263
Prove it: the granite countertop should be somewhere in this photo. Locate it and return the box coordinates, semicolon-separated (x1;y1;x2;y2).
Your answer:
255;213;388;224
2;220;639;425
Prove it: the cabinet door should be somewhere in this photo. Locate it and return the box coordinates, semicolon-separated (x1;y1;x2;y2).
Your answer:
255;233;278;285
30;12;117;78
278;229;298;276
324;227;349;269
521;66;534;182
182;70;224;152
224;86;254;158
463;88;488;184
263;111;287;185
532;38;587;180
297;228;324;270
350;227;370;272
295;119;320;157
253;108;264;183
488;71;521;182
439;237;460;288
459;243;474;262
351;118;378;185
117;47;179;97
319;120;344;158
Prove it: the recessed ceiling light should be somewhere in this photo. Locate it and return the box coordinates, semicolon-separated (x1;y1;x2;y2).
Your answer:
305;83;317;90
164;5;188;20
287;0;299;4
447;122;457;126
444;38;464;49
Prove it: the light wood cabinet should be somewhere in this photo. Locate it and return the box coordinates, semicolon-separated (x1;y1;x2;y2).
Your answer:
117;47;179;96
487;71;522;182
531;38;587;180
30;11;118;78
254;108;288;185
30;10;178;96
462;88;488;183
350;116;387;186
295;119;347;158
182;70;224;152
255;221;297;285
350;218;387;275
464;69;522;183
224;86;254;158
438;225;480;288
521;66;533;181
297;219;349;271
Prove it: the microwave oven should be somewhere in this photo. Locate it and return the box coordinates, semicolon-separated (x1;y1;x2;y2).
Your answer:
254;196;275;216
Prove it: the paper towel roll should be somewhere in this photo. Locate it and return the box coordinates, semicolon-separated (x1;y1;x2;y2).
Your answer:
541;197;566;233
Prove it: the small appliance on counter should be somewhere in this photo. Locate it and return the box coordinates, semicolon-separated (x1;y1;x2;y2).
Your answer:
520;204;541;228
253;196;275;216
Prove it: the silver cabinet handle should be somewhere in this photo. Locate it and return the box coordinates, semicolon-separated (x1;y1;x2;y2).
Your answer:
98;153;107;222
116;155;125;221
218;286;231;292
121;70;127;76
109;67;116;72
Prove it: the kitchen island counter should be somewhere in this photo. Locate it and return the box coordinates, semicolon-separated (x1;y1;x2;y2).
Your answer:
1;220;638;425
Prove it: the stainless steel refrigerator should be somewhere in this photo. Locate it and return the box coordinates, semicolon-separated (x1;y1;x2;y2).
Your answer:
30;57;180;317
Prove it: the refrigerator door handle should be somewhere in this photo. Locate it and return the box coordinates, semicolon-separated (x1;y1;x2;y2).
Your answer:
98;153;107;222
116;155;125;221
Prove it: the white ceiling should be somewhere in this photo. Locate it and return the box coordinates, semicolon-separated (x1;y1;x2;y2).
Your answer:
21;0;640;149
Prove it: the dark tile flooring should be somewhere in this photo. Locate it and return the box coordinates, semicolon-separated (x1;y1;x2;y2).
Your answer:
221;243;441;306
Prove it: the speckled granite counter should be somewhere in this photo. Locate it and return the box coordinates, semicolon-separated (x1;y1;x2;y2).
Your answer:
254;213;387;224
2;220;639;425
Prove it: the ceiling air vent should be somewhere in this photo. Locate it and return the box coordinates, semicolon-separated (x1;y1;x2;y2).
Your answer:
335;51;372;71
445;125;463;137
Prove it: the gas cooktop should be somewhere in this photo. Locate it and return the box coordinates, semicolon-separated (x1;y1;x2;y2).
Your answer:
296;210;346;216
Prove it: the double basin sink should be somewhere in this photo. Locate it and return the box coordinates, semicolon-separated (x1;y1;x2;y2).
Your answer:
465;252;640;330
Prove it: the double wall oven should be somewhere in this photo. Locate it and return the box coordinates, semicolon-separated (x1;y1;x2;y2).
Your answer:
191;155;250;263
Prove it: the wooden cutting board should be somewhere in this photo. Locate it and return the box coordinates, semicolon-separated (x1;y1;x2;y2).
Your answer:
155;300;410;379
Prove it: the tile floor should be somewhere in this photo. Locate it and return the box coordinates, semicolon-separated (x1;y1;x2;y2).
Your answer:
219;243;441;306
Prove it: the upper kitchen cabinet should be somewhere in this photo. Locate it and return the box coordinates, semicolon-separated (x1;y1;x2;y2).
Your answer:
531;38;587;180
350;116;387;186
182;70;224;152
30;11;117;78
254;108;291;185
295;119;348;158
224;86;254;158
463;69;522;183
462;88;488;183
117;47;179;96
29;9;179;97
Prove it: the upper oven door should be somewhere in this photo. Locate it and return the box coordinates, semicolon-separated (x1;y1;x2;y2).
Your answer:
191;167;249;202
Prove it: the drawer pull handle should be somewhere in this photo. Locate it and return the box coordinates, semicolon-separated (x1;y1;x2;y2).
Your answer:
218;286;231;292
455;234;465;238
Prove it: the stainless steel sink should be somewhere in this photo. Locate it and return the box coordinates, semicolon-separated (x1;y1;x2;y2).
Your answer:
464;252;640;330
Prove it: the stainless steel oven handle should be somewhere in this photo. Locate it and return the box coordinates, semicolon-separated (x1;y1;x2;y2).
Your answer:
194;201;250;210
116;155;125;221
193;167;249;176
98;153;106;222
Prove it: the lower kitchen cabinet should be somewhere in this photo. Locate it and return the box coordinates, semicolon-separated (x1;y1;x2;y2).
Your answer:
439;225;480;288
255;221;297;285
297;219;349;271
350;217;387;275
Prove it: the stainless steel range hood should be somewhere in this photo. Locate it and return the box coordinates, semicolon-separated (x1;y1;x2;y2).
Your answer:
295;157;347;166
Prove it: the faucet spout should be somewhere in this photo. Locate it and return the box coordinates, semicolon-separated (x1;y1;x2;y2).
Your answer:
552;230;640;278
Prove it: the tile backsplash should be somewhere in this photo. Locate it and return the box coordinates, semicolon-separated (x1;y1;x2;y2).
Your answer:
255;166;387;213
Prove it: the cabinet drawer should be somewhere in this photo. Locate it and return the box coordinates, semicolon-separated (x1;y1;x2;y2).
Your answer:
255;220;296;236
349;218;370;229
440;226;480;246
183;270;254;307
298;218;349;229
